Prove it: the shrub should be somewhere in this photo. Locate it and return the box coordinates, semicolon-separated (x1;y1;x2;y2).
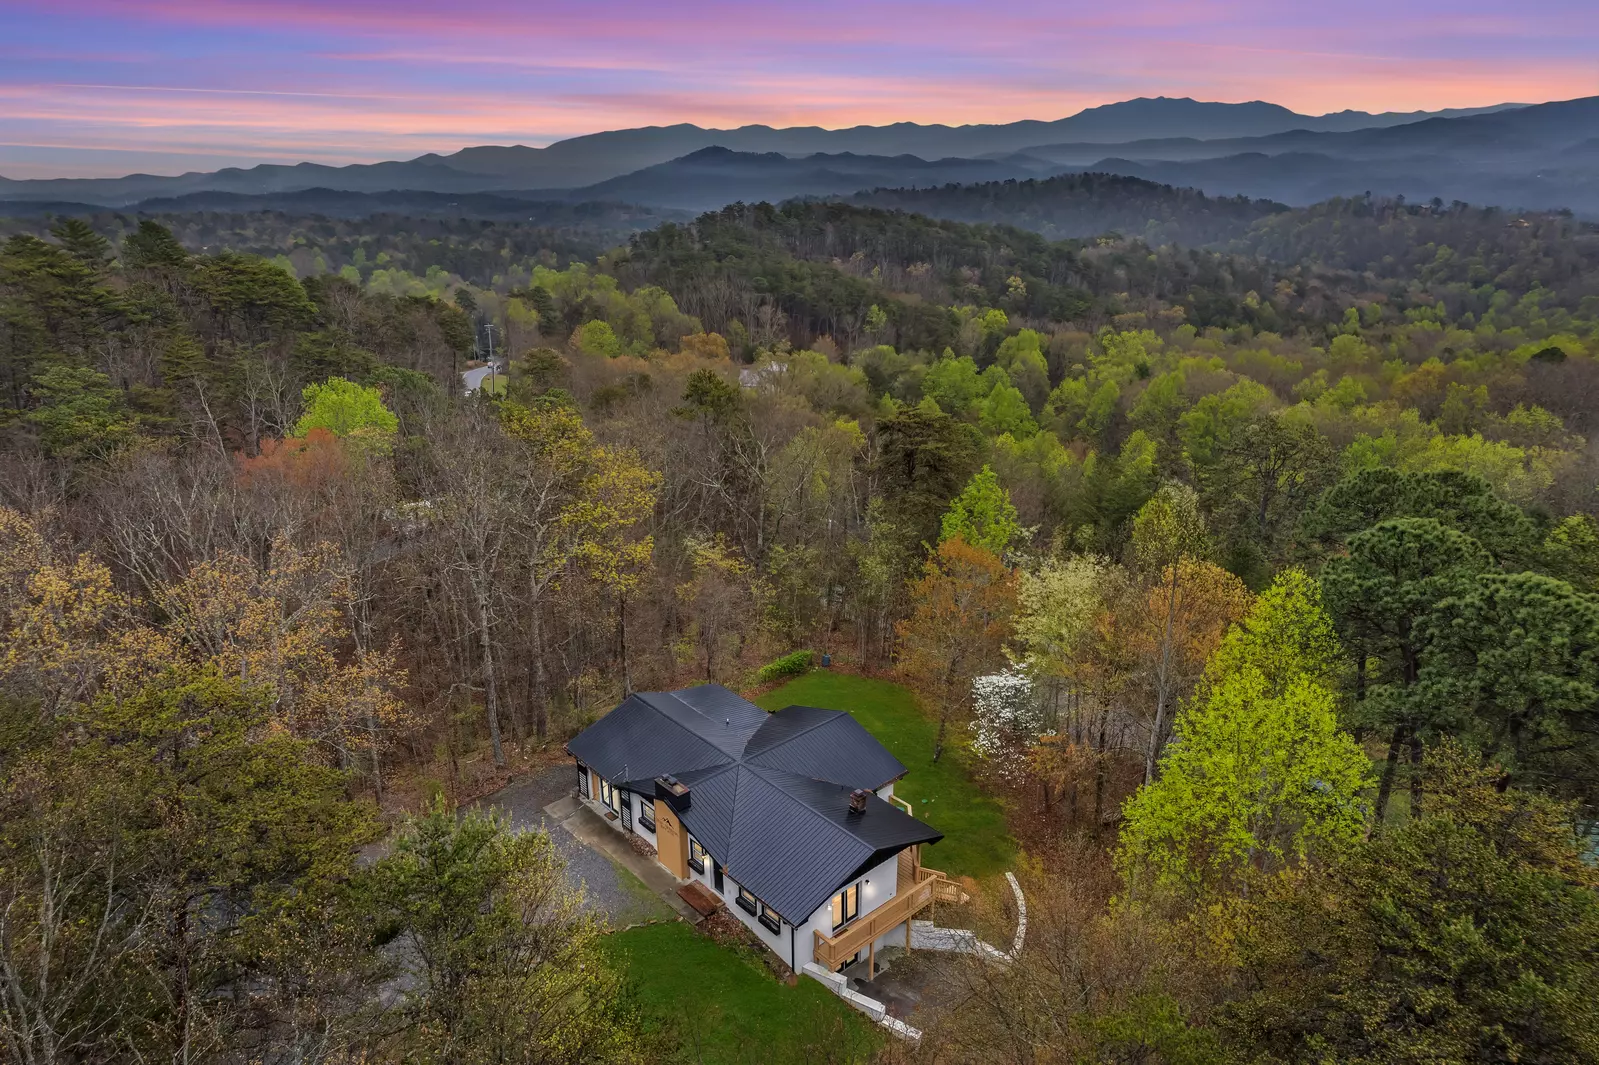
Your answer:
757;650;815;684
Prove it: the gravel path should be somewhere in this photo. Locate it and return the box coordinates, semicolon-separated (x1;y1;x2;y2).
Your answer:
479;764;673;928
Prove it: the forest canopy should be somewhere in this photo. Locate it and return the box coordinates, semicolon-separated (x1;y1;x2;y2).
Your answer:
2;188;1598;1063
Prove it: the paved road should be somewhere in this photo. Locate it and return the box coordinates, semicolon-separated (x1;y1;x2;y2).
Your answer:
461;365;504;394
479;764;674;928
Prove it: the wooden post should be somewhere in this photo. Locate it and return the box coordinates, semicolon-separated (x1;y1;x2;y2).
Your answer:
868;938;876;978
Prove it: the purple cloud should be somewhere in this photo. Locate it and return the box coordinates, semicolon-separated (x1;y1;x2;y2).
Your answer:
1;0;1594;177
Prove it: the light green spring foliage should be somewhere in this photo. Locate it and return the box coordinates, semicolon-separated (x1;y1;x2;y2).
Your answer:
920;352;1040;437
923;355;985;418
1013;554;1117;680
1202;567;1342;695
941;464;1023;556
1543;514;1599;592
994;329;1051;410
1119;568;1368;896
1131;481;1208;574
1176;379;1275;472
1092;329;1164;384
572;319;623;358
980;379;1038;437
293;377;399;448
1342;405;1573;506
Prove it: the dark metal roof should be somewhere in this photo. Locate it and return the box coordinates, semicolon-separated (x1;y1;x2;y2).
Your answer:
637;686;769;756
566;684;942;923
566;693;730;791
745;708;908;789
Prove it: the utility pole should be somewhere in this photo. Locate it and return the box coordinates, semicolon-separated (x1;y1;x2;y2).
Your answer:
484;321;499;393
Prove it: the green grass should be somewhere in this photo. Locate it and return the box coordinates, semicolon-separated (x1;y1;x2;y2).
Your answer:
604;856;676;925
756;671;1017;880
601;922;879;1064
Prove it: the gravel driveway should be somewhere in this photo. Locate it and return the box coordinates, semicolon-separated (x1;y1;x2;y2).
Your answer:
479;764;674;928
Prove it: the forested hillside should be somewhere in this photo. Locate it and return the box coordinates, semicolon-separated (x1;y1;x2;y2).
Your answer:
849;172;1289;244
3;195;1598;1063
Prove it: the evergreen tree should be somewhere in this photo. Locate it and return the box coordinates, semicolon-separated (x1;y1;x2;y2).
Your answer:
1224;743;1599;1065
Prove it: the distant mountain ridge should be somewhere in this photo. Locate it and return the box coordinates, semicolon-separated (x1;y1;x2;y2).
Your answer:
0;96;1531;204
564;147;1060;211
848;172;1289;245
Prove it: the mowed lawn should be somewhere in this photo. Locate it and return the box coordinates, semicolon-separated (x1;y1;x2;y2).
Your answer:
756;671;1017;879
601;922;879;1064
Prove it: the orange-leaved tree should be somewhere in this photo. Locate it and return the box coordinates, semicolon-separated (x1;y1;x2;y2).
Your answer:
1127;558;1253;779
897;536;1017;762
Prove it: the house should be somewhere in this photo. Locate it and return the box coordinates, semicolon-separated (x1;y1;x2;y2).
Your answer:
567;684;960;976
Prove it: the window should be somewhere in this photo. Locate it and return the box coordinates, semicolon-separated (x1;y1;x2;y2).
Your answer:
831;883;859;930
736;887;781;933
598;778;615;810
638;803;656;833
688;837;707;875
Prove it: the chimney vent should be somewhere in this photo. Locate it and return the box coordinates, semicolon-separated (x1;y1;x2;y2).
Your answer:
848;788;869;815
656;774;691;809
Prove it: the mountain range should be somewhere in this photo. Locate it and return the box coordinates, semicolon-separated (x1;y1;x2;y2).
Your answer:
3;95;1596;219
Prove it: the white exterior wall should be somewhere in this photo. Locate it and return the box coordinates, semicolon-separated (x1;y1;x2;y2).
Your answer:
574;763;655;849
788;850;903;971
624;788;657;848
717;867;788;959
698;850;903;973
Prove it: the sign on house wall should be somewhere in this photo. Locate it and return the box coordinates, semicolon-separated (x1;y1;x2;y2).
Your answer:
655;799;688;878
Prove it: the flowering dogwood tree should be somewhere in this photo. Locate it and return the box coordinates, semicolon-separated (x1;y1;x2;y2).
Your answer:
971;668;1043;782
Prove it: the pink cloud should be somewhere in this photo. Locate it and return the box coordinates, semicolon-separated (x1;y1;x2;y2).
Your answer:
3;0;1595;175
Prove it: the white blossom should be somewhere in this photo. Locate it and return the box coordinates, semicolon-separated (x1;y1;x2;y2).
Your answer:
970;668;1042;777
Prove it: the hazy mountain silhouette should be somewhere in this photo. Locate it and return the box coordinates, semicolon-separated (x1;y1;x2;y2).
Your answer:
561;147;1059;211
0;97;1533;205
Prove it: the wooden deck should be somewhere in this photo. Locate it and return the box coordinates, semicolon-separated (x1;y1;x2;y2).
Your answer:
812;846;961;972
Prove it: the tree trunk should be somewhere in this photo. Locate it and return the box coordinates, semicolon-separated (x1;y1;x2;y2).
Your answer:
1408;730;1424;818
615;595;633;696
530;590;549;740
1371;724;1406;831
476;589;505;767
1145;565;1182;784
172;898;191;1065
1093;712;1110;835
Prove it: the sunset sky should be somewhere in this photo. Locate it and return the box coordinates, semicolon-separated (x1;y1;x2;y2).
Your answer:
4;0;1597;178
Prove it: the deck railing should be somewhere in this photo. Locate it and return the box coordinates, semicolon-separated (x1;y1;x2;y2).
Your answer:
812;864;943;971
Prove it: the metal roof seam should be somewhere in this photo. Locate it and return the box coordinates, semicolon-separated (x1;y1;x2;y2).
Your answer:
613;695;734;773
746;762;881;852
744;704;840;753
